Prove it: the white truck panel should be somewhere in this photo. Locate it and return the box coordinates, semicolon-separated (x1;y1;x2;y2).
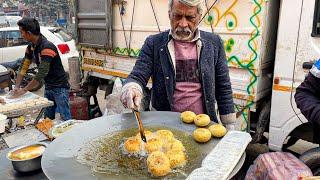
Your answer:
295;0;320;80
269;0;320;151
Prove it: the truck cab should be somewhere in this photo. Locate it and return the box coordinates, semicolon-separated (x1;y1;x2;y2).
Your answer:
269;0;320;174
270;0;320;152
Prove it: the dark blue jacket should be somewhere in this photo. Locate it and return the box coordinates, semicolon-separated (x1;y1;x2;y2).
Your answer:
295;72;320;125
125;30;235;122
295;69;320;144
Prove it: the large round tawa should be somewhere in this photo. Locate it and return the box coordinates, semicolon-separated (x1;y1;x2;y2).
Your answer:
41;111;245;179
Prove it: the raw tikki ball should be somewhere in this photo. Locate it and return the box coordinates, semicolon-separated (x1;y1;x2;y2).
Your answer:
181;111;197;123
208;124;227;138
193;128;211;143
194;114;210;127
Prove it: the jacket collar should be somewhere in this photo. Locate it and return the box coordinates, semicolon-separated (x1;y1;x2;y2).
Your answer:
32;34;45;49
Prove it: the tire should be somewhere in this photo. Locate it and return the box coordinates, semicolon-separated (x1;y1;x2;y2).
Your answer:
300;147;320;175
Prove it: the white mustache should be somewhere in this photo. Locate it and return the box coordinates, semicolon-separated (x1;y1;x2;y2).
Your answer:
175;27;192;35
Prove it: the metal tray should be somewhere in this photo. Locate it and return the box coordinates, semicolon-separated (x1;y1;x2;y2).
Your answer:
41;111;245;180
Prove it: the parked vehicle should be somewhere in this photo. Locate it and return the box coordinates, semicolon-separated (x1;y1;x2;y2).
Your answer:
4;16;22;27
74;0;320;174
4;12;20;16
0;26;79;72
0;14;22;27
0;11;7;28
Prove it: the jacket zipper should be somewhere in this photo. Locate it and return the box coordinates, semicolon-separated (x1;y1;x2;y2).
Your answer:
165;37;176;77
166;46;175;110
198;39;208;113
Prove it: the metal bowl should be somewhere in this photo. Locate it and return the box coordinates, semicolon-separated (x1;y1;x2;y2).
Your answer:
6;142;48;173
42;112;246;179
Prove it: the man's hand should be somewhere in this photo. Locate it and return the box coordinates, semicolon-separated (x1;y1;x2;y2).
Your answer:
120;83;143;110
9;88;27;99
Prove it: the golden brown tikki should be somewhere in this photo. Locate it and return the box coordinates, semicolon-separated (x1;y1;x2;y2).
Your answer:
194;114;210;127
193;128;212;143
165;149;187;168
181;111;197;123
145;138;163;154
208;123;227;138
156;130;174;142
135;130;154;141
124;137;141;153
163;138;185;152
147;151;171;177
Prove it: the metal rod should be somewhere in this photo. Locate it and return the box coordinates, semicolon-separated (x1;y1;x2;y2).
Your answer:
132;109;146;142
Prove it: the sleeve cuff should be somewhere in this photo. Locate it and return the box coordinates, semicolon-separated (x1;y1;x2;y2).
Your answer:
122;82;143;94
220;113;236;124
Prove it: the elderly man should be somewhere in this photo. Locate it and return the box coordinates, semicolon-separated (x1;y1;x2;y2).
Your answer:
295;59;320;143
121;0;238;130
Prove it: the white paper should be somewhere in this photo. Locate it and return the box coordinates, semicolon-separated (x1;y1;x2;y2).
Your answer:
187;131;252;180
3;127;47;148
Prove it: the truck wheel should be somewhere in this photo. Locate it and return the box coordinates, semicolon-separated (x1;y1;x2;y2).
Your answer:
300;147;320;175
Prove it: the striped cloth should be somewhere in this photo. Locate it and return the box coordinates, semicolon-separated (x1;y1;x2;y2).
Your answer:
245;152;313;180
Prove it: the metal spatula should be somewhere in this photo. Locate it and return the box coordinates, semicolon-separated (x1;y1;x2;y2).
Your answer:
132;109;147;142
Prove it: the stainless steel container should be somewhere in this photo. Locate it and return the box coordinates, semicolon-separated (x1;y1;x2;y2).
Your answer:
68;56;81;91
7;142;48;173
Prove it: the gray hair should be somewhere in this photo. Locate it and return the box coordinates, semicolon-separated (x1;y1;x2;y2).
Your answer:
168;0;205;15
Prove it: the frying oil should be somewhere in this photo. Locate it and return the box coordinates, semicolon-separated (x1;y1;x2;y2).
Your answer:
77;126;203;179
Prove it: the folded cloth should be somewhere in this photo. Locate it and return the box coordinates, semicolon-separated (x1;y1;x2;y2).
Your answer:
245;152;313;180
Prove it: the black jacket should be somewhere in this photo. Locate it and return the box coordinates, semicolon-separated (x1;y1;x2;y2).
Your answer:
295;72;320;125
24;35;69;89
